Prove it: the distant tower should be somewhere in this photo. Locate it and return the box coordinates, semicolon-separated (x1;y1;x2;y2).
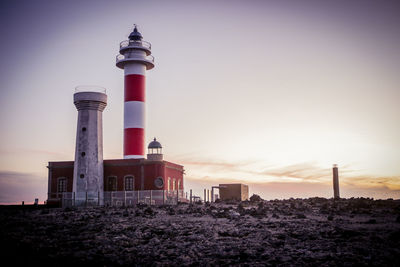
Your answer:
332;164;340;199
147;138;163;161
73;88;107;205
116;25;155;159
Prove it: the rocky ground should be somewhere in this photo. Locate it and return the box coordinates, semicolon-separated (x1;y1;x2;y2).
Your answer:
1;198;400;266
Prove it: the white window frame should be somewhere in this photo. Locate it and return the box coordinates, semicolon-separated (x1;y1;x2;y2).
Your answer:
124;175;134;191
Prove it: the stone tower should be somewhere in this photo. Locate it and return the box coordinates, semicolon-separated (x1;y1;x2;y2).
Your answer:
72;87;107;205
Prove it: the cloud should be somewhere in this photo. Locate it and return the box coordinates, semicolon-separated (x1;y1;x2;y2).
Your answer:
185;175;400;200
342;175;400;191
177;156;354;183
0;171;47;204
0;148;71;158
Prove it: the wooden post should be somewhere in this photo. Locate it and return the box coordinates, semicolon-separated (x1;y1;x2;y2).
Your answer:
204;189;206;203
176;189;179;204
190;189;192;204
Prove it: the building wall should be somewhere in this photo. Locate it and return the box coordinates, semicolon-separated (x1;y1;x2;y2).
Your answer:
143;162;165;190
47;159;184;203
219;184;249;201
165;162;184;191
47;161;74;205
103;159;142;191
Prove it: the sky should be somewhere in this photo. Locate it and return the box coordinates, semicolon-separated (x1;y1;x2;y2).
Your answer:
0;0;399;203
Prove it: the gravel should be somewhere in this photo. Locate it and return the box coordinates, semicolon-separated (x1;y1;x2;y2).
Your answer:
0;197;399;266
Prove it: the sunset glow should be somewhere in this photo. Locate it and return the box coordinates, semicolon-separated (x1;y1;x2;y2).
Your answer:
0;0;399;203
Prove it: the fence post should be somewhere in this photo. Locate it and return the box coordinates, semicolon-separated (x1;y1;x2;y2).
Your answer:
150;190;152;205
176;189;179;205
190;189;192;204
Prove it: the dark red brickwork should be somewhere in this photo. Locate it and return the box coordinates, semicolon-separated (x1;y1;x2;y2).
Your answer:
47;159;184;204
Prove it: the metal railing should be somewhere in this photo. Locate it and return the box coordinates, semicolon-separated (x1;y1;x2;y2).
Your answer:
55;190;186;207
75;85;106;94
120;40;151;50
116;54;154;63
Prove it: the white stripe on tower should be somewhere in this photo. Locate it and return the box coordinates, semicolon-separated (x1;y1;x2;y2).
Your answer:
124;63;146;159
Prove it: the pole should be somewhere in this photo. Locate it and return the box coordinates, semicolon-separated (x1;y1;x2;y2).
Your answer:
204;189;206;203
150;190;152;205
333;164;340;199
162;189;165;204
190;189;192;204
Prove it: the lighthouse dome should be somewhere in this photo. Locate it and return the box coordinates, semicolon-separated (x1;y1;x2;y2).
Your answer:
148;138;162;149
129;25;143;41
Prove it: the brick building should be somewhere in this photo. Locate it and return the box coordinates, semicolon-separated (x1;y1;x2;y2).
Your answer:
47;139;184;206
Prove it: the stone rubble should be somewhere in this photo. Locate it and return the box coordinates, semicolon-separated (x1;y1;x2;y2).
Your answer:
0;197;399;266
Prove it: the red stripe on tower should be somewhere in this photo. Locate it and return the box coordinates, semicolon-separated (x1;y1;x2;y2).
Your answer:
125;74;145;102
124;128;145;156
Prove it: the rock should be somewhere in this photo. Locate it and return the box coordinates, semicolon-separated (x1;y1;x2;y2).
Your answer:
1;199;399;266
250;194;263;203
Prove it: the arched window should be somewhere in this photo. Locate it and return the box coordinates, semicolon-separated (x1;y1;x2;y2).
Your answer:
57;178;67;192
125;176;134;191
107;176;117;191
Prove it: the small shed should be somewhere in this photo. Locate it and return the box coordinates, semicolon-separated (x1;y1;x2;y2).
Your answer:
219;183;249;201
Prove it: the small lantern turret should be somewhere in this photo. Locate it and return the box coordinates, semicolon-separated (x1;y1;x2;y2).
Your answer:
147;138;163;161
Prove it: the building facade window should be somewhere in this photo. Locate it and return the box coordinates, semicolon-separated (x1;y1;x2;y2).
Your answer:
125;176;134;191
57;178;67;193
167;177;171;191
107;176;117;191
172;179;176;190
178;180;181;190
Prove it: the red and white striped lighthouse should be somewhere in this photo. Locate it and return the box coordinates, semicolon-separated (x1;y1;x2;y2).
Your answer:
116;25;155;159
